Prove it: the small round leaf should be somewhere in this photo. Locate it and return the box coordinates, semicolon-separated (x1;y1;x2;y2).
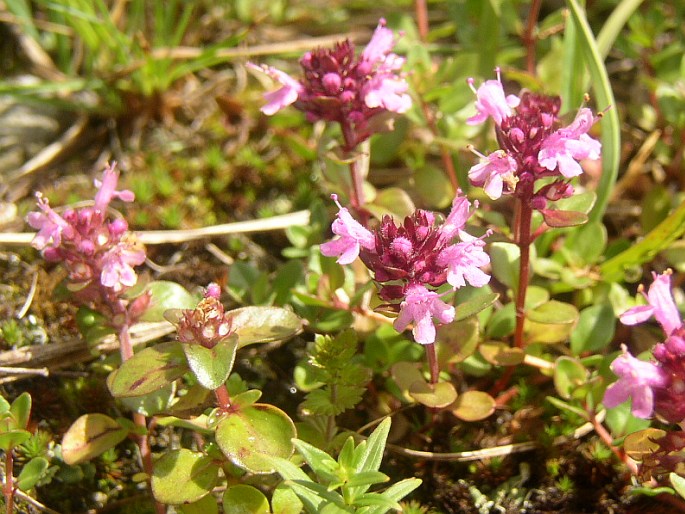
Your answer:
183;335;239;390
216;404;296;474
408;381;457;408
479;341;525;366
223;485;270;514
450;391;496;421
62;414;128;465
229;307;303;348
553;357;588;400
151;449;219;505
16;457;49;491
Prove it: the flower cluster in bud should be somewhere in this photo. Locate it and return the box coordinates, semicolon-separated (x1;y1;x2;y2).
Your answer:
27;163;147;321
603;270;685;422
321;193;491;345
171;284;234;349
466;68;601;208
248;19;411;149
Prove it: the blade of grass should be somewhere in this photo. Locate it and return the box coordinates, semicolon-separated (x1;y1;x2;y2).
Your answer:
596;0;645;59
560;5;585;113
566;0;620;224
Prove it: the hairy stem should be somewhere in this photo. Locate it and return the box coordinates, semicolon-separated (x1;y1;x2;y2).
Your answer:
514;195;534;349
425;343;439;385
4;449;14;514
214;385;232;412
118;323;165;514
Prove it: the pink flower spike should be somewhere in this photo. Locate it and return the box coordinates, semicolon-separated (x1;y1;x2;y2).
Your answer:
467;68;520;126
468;148;518;200
94;163;134;212
394;284;455;345
620;271;683;336
247;63;304;116
320;194;375;265
602;345;669;418
440;194;471;242
27;193;73;250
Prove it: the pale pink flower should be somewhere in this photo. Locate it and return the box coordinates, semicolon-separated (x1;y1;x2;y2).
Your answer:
100;239;146;291
538;108;601;178
603;345;669;418
439;194;471;242
394;284;455;345
468;149;518;200
437;231;492;289
361;18;396;64
467;68;520;126
27;193;73;250
93;162;134;212
320;194;375;265
246;63;304;116
620;270;683;336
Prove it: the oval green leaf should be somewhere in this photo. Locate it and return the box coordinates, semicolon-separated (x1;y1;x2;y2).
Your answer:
0;430;31;452
62;414;128;465
479;341;525;366
554;356;588;400
151;449;219;505
108;342;188;398
17;456;49;491
570;304;616;355
450;391;496;422
390;362;425;394
183;335;238;390
526;301;579;325
216;404;296;474
229;307;303;348
223;485;270;514
455;292;499;322
408;381;457;408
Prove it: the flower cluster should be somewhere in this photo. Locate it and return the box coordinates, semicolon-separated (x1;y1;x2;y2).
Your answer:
321;193;490;345
27;163;146;319
466;68;601;207
248;19;411;149
603;271;685;422
168;284;234;349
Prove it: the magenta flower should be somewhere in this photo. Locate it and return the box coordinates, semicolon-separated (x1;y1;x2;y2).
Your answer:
467;68;520;126
100;239;147;292
467;149;518;200
320;194;375;265
620;270;683;336
394;284;455;345
94;162;135;212
538;108;601;178
249;19;410;149
26;194;73;250
602;346;669;418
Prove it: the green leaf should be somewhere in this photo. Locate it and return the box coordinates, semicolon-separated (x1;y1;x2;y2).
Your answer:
271;456;323;513
107;342;188;398
61;414;128;465
216;404;296;474
526;301;579;324
570;304;616;354
183;335;238;390
566;0;620;223
600;201;685;282
366;478;422;514
408;381;458;408
357;417;390;474
479;341;525;366
272;483;305;514
139;281;198;322
151;449;219;505
292;439;338;479
222;485;271;514
450;390;496;421
554;357;588;400
16;457;49;491
179;494;219;514
230;306;303;348
605;401;651;438
540;209;588;228
489;242;520;291
0;430;31;452
545;396;589;421
10;392;31;430
366;187;416;220
455;292;499;321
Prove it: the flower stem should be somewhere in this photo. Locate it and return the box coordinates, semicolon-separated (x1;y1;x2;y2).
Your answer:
118;322;165;514
214;384;232;412
425;343;439;385
4;449;14;514
514;196;534;349
589;409;639;475
524;0;542;75
415;0;429;42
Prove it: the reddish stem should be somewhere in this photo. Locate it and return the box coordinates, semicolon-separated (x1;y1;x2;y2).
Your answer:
415;0;429;42
514;196;534;349
425;343;439;385
341;122;365;212
589;410;639;475
523;0;542;75
214;385;233;412
118;323;165;514
4;450;14;514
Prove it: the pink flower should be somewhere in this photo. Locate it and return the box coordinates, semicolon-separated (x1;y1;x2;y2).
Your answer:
538;108;601;178
246;63;304;116
320;194;375;265
439;195;471;242
437;231;492;289
361;18;396;64
394;284;455;345
620;270;683;336
467;68;520;126
363;75;411;113
100;238;146;291
468;149;518;200
602;345;669;418
93;162;134;212
26;193;74;250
